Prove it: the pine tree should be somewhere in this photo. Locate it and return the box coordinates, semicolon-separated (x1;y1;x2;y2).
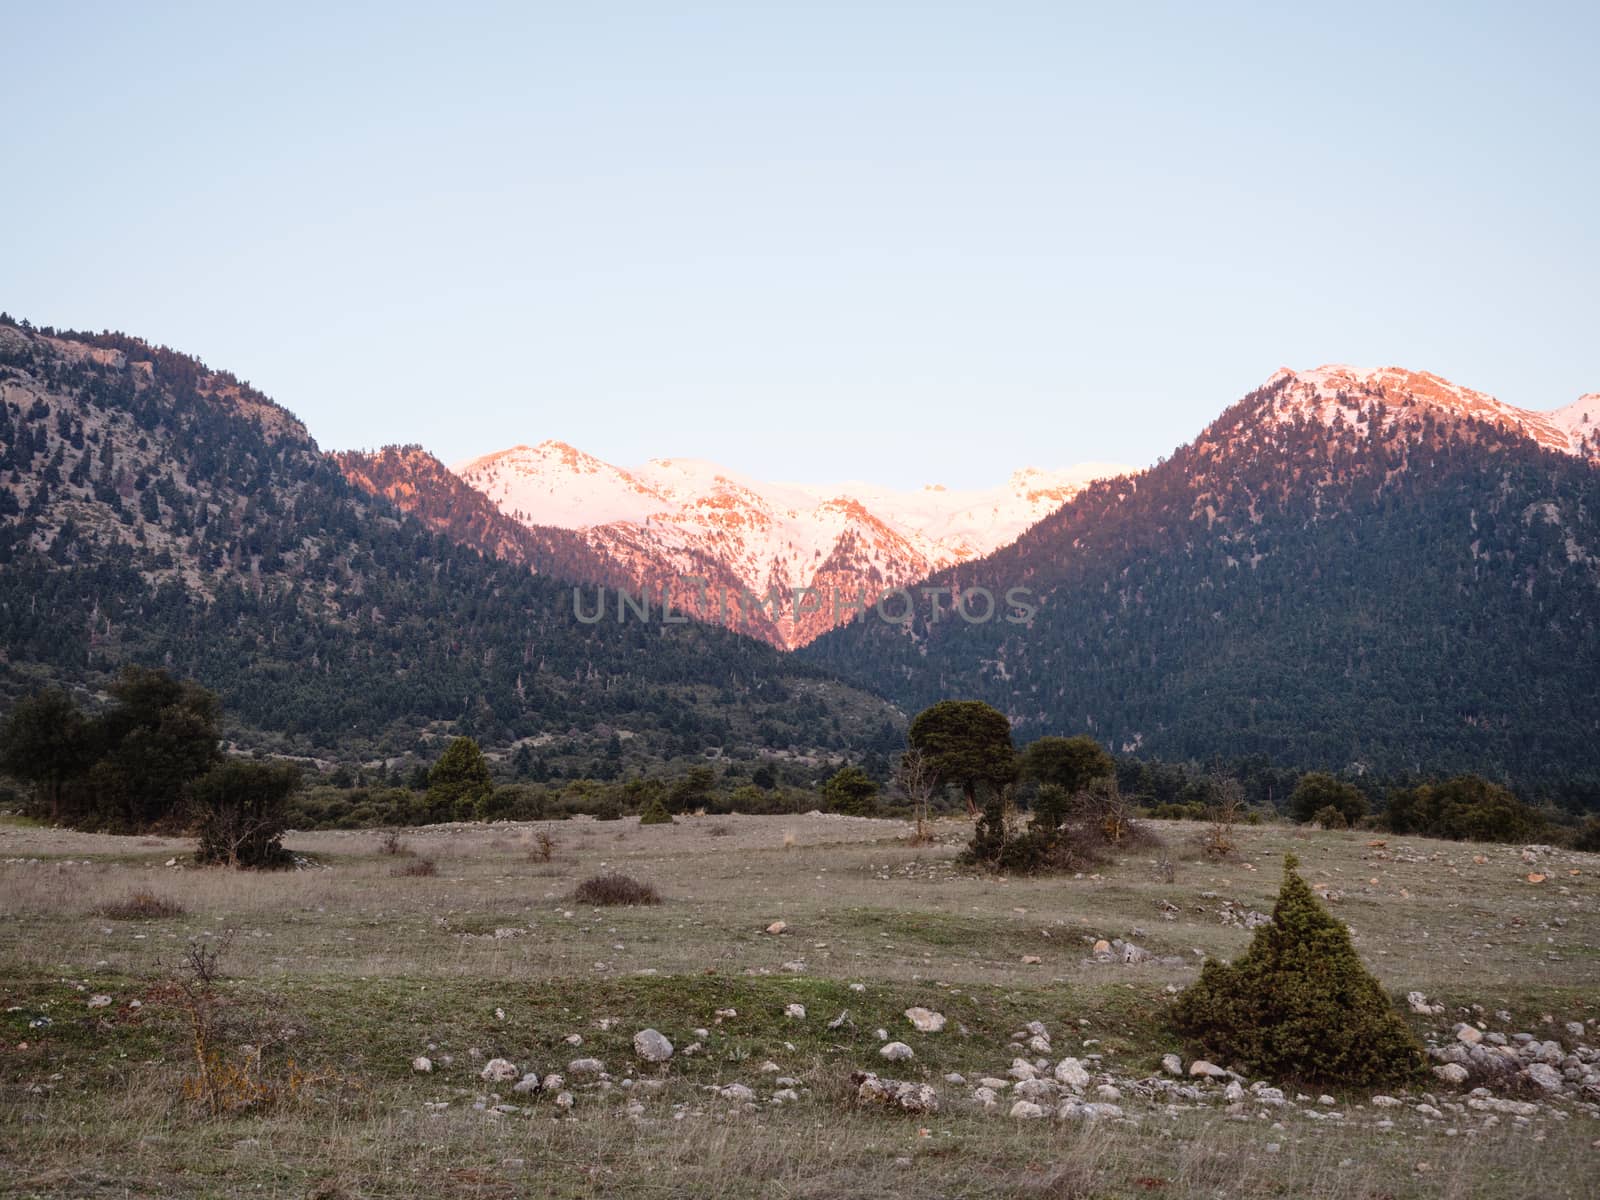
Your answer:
1170;853;1424;1085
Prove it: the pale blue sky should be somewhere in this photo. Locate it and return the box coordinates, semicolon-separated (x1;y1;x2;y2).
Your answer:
3;2;1595;488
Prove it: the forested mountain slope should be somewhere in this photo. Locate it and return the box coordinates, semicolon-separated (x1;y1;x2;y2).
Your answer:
801;368;1600;795
0;318;897;760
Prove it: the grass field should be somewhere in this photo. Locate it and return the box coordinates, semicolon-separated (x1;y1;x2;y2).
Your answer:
2;811;1597;1198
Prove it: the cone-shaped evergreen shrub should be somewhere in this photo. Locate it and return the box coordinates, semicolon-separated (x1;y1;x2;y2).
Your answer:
638;796;673;825
1170;854;1424;1085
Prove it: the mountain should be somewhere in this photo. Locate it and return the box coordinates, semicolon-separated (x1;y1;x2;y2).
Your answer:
450;441;1129;648
0;319;900;762
800;365;1600;797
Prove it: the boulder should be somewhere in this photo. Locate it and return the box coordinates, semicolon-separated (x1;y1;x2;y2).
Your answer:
633;1029;673;1063
1524;1062;1564;1091
1053;1058;1091;1090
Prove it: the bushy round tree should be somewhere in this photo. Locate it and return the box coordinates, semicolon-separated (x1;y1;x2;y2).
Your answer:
907;700;1015;816
1170;854;1424;1085
1288;772;1368;825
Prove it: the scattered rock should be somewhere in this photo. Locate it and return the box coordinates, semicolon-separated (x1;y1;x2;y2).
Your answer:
480;1058;518;1083
633;1029;673;1063
1524;1063;1563;1091
852;1071;939;1114
1008;1058;1039;1081
1467;1096;1538;1117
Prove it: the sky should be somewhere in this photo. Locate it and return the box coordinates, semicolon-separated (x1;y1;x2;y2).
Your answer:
3;2;1596;489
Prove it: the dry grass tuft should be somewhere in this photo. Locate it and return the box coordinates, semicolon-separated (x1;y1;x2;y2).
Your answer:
95;889;186;920
573;872;661;906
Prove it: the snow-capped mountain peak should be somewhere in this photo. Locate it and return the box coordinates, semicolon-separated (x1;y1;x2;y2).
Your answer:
450;445;1131;647
1264;365;1600;457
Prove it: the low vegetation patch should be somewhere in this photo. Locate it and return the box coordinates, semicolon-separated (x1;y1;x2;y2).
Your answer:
573;872;662;906
95;889;186;920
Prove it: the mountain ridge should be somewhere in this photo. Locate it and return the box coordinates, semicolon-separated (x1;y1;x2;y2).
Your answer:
450;439;1129;648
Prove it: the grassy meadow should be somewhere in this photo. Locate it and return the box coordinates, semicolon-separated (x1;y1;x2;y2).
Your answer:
2;812;1597;1198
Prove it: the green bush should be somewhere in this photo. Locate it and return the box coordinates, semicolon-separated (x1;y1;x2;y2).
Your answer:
1289;773;1368;825
821;766;878;816
639;796;673;825
1312;804;1348;830
1170;854;1424;1085
1572;815;1600;853
1383;776;1541;843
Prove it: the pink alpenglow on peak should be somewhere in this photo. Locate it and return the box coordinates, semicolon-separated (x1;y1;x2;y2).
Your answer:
450;445;1131;648
1262;366;1600;458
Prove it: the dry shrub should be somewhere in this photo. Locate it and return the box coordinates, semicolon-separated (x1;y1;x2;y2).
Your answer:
96;889;186;920
390;857;437;877
159;934;345;1117
573;873;661;906
966;778;1157;874
1199;778;1243;859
